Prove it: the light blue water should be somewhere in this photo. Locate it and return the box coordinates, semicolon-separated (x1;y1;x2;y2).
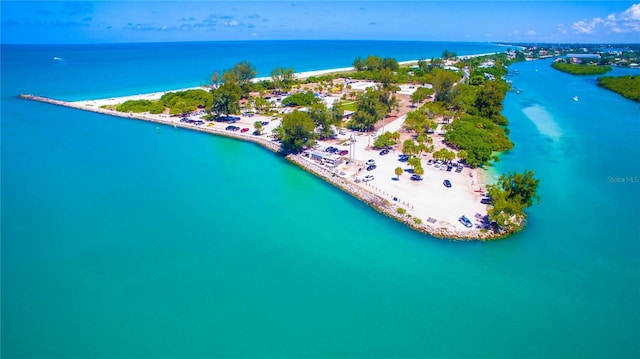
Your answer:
2;42;639;358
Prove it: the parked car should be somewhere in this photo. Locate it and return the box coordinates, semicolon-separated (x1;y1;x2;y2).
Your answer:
379;148;390;156
427;159;434;165
459;215;473;228
443;179;452;188
338;150;349;156
365;159;375;166
240;128;249;133
399;154;410;162
261;121;270;126
411;174;423;181
366;165;377;171
363;175;375;182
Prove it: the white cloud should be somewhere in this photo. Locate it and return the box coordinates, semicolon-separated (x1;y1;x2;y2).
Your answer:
557;23;567;35
572;3;640;35
526;30;536;36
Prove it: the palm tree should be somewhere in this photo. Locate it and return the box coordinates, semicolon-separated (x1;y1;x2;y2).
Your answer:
395;167;403;180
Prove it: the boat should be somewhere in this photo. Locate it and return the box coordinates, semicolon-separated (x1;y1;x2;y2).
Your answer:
573;96;579;101
53;56;62;61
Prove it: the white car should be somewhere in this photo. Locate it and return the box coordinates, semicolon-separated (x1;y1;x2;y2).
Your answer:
363;175;375;182
365;159;375;166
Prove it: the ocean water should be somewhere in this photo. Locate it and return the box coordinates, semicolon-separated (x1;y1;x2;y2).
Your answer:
2;42;639;358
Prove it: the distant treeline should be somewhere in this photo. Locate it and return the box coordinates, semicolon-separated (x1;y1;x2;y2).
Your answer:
551;62;612;75
597;75;640;102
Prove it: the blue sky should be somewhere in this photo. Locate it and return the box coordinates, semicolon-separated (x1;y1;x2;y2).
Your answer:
2;1;639;44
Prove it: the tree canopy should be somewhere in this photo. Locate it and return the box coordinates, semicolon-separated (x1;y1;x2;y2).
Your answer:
275;110;317;153
211;82;243;116
444;115;513;167
282;91;319;107
597;75;640;102
487;170;540;230
348;87;388;131
432;69;460;103
551;62;612;75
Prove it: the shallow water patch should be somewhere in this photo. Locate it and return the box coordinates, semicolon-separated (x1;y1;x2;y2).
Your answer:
521;103;562;141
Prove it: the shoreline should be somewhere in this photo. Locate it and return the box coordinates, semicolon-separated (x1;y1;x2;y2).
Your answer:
18;53;514;241
19;93;509;240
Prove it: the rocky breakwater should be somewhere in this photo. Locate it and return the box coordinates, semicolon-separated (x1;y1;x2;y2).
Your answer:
287;155;509;241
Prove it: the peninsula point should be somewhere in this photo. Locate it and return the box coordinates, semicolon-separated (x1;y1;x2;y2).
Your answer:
20;51;540;240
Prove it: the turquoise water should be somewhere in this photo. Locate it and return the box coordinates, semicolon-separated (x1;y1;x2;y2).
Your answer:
2;42;639;358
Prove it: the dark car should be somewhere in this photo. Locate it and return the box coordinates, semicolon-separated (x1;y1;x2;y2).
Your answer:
443;179;452;188
379;148;390;156
366;165;377;171
410;174;423;181
427;159;434;165
261;121;270;126
338;150;349;156
446;165;453;172
399;154;410;162
481;197;493;205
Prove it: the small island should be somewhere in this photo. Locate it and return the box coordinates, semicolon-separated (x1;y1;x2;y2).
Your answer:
20;50;541;240
597;75;640;102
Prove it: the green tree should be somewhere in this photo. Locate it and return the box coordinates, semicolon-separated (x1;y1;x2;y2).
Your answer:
348;87;387;131
432;148;455;162
395;166;403;180
432;69;459;103
275;110;317;153
353;56;365;71
252;97;271;113
414;166;425;176
407;156;421;170
410;87;434;106
254;120;263;134
211;82;242;116
374;131;399;148
282;91;319;107
457;149;468;161
271;67;295;92
486;170;540;230
475;81;506;119
403;139;419;157
308;102;334;139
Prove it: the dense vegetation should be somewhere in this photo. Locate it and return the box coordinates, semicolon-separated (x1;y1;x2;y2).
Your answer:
115;89;212;115
597;75;640;102
274;110;317;153
160;89;212;114
551;62;612;75
487;170;540;231
348;87;396;131
444;115;513;167
282;91;319;107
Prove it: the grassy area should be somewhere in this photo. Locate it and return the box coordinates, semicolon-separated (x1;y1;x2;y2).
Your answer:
341;101;357;111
